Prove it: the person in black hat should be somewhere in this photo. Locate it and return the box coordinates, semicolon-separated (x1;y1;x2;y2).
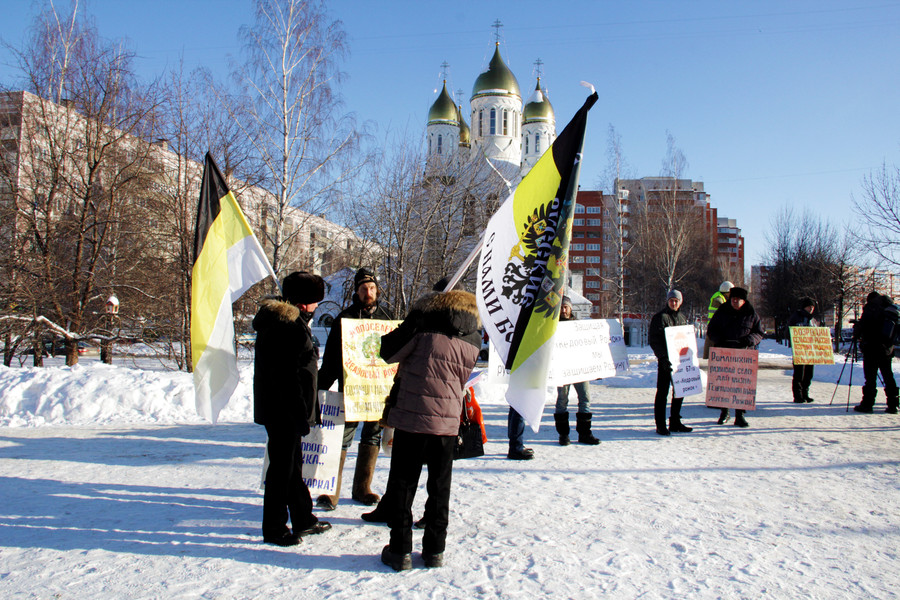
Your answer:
787;297;819;403
553;296;601;445
253;271;331;546
853;292;899;414
707;286;764;427
649;290;693;436
316;267;395;510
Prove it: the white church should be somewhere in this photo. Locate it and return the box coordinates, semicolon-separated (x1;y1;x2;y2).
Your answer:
425;42;557;185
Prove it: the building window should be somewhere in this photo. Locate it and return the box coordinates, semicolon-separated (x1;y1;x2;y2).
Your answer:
490;109;496;135
428;136;431;155
525;136;529;154
573;219;584;226
586;281;600;288
587;293;600;300
575;204;585;213
571;243;584;251
587;206;602;214
572;256;584;263
586;243;601;251
503;110;508;135
437;134;442;155
587;256;601;263
479;111;483;137
535;133;540;153
587;268;600;276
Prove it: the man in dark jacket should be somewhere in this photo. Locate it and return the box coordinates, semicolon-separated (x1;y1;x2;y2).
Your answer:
853;292;899;414
787;297;819;403
649;290;693;436
253;271;331;546
707;286;764;427
554;296;601;445
316;268;395;510
378;289;481;571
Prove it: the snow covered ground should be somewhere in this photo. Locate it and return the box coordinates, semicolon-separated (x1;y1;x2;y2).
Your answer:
1;340;899;599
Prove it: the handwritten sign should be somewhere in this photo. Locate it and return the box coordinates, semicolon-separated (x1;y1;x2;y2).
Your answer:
341;318;402;421
488;319;630;386
261;390;344;495
789;327;834;365
705;347;758;411
664;325;703;396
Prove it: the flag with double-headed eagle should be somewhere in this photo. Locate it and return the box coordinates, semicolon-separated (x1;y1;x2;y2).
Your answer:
476;91;598;431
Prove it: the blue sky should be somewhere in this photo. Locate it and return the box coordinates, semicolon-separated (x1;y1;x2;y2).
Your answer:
1;0;899;268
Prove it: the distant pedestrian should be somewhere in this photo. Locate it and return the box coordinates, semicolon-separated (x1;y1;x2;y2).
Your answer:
553;296;600;445
853;292;899;414
649;290;693;436
707;286;764;428
787;297;819;403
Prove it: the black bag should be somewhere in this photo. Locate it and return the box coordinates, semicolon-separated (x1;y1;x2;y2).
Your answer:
453;410;484;460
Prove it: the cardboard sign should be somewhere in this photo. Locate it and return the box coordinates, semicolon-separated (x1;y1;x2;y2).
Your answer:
488;319;630;386
664;325;703;396
260;390;344;495
789;327;834;365
705;347;758;411
341;318;402;421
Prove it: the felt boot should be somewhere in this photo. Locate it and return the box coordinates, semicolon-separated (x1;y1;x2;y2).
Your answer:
352;444;381;505
575;412;601;445
315;449;346;510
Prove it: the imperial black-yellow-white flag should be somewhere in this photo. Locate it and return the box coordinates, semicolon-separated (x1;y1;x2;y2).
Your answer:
192;152;276;423
477;91;598;431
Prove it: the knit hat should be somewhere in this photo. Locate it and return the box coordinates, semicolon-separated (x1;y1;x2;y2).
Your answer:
800;297;815;309
354;267;377;291
282;271;325;305
667;290;683;302
730;287;748;301
561;295;573;308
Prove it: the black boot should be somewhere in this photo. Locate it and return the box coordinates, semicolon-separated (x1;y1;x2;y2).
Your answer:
575;412;600;445
554;412;571;446
734;410;749;427
669;397;692;432
717;408;729;425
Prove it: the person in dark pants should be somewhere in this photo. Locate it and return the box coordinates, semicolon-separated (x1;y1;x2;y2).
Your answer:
853;292;899;414
316;267;395;510
379;289;481;571
707;286;764;428
649;290;693;436
253;271;331;546
507;407;534;460
787;297;819;403
554;296;600;445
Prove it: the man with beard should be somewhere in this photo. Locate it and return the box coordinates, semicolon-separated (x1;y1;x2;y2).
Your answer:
253;271;331;546
707;286;764;428
316;268;395;510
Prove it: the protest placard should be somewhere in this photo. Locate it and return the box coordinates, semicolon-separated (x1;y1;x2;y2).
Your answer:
664;325;703;396
488;319;630;386
340;318;402;421
789;327;834;365
260;389;344;494
705;347;758;410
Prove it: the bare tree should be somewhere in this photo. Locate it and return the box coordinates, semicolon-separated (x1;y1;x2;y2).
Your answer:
227;0;360;277
853;161;900;268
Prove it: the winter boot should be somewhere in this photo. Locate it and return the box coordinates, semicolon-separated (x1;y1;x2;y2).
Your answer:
792;380;805;403
554;412;571;446
352;444;381;505
316;449;346;510
886;393;899;414
361;496;391;523
381;545;412;572
717;408;730;425
668;397;693;433
734;410;749;428
575;412;601;445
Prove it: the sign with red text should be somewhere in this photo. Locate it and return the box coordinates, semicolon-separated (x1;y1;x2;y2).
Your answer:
705;347;758;411
664;325;703;396
789;327;834;365
341;318;402;421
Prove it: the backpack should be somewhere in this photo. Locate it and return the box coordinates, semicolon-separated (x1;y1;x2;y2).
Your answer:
882;302;900;356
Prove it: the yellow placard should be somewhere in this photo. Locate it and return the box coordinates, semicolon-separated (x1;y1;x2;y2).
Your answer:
341;319;402;421
789;327;834;365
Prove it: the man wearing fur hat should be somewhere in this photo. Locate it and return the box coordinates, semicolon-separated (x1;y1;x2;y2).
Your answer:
649;290;693;436
253;271;331;546
787;297;819;403
316;268;395;510
707;286;764;427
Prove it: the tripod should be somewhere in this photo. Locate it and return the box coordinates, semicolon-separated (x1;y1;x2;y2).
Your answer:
829;337;858;412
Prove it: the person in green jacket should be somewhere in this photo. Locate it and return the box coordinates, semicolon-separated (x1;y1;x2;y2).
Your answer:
703;281;733;359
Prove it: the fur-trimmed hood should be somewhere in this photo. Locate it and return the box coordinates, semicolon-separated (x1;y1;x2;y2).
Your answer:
252;297;311;334
417;290;481;344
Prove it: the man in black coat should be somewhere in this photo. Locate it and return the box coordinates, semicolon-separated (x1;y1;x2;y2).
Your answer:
253;271;331;546
649;290;693;436
707;286;764;428
853;292;899;414
787;297;819;403
316;268;395;510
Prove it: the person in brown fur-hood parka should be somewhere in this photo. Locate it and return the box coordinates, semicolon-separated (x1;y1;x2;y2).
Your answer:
252;271;331;547
378;288;481;571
